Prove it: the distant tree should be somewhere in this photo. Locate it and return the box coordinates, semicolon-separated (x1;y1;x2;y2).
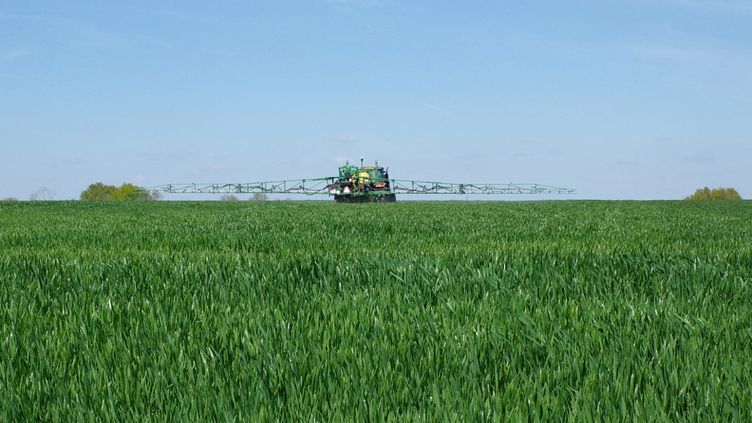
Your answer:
150;190;163;201
81;183;155;201
250;192;268;201
30;187;55;201
221;194;239;202
80;182;117;201
110;183;151;201
685;187;741;201
1;197;18;202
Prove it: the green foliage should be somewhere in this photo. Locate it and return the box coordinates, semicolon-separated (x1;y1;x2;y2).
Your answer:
80;182;116;200
685;186;742;201
1;201;751;420
80;182;153;201
109;183;151;201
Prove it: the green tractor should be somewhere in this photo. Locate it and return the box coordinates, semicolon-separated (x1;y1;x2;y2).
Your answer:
329;159;396;203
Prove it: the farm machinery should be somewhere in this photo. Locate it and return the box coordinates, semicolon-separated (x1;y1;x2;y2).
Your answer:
151;158;575;202
328;160;395;202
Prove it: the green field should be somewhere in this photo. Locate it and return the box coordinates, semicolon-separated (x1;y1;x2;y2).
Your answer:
1;201;751;420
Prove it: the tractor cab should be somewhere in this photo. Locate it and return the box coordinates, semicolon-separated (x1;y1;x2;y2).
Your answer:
338;164;359;181
361;165;389;189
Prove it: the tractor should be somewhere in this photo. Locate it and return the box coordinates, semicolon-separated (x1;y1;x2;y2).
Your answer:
328;159;396;203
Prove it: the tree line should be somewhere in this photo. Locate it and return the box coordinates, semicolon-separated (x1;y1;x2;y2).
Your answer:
80;183;159;201
79;183;268;201
684;187;741;201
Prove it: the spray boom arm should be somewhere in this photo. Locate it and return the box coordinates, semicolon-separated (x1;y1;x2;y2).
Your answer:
151;178;575;196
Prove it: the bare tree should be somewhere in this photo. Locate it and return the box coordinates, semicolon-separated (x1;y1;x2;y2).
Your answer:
221;194;239;202
250;192;268;201
30;187;55;201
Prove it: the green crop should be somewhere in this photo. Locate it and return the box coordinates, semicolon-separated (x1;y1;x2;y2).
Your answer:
1;201;751;421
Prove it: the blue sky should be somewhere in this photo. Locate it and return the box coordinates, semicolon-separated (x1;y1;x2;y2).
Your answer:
1;0;750;200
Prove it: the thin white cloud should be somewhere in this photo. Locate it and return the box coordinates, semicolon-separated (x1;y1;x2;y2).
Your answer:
153;10;217;24
0;12;166;50
204;48;238;57
135;34;171;49
420;102;451;117
1;46;30;62
324;0;387;9
666;0;752;12
629;42;752;83
631;44;712;63
324;135;360;147
682;152;716;163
